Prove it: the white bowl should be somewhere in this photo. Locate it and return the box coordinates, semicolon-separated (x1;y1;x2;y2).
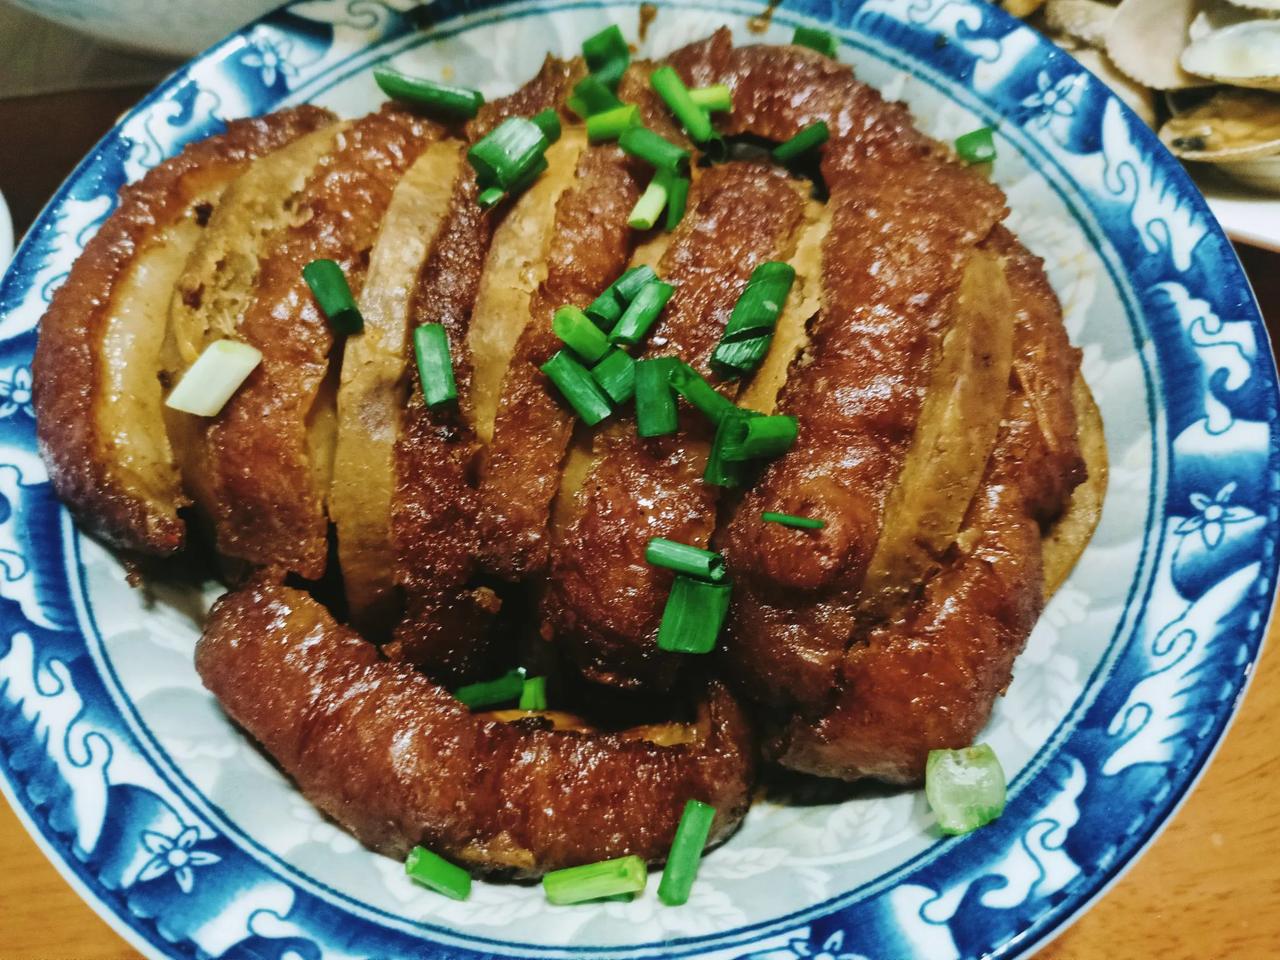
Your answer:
2;0;279;57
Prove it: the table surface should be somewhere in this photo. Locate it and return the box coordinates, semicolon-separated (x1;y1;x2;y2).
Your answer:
2;86;1279;960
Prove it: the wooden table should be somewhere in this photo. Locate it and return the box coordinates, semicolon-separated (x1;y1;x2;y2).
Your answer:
2;88;1278;960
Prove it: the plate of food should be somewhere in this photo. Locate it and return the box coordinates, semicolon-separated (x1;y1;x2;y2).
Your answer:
0;1;1273;958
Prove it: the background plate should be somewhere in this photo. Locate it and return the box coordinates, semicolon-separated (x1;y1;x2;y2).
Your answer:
0;2;1275;959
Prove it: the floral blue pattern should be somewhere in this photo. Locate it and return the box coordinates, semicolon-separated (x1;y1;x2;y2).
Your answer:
0;2;1274;959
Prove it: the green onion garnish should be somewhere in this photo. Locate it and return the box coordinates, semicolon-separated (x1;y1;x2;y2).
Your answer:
414;323;458;409
650;65;714;144
925;744;1007;835
582;24;630;90
619;125;691;173
531;108;562;144
635;358;679;437
762;511;825;530
405;846;472;900
610;279;675;345
646;537;727;582
553;305;610;364
542;855;648;905
518;675;548;711
454;668;525;708
665;174;690;232
793;25;838;57
591;348;637;404
705;411;755;487
628;172;671;230
657;800;716;906
373;66;484;119
688;84;732;113
955;126;996;165
711;261;796;378
657;576;732;653
571;74;623;117
586;104;640;142
164;340;262;417
772;121;829;163
302;258;363;334
585;265;658;330
721;414;798;460
667;362;736;424
477;185;506;209
468;116;547;189
541;350;613;425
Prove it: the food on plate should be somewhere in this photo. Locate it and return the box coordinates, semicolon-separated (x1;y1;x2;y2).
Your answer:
990;0;1280;194
34;21;1106;895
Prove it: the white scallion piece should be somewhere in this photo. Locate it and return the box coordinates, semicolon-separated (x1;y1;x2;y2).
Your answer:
164;339;262;417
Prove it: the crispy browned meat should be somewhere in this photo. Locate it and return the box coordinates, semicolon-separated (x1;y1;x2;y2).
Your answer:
770;233;1083;783
543;163;807;690
196;576;755;876
33;107;333;554
202;105;443;579
387;59;577;675
474;65;669;583
676;35;1010;713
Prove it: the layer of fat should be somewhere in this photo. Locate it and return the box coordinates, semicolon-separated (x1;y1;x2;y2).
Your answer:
859;249;1017;615
159;122;344;517
467;131;588;446
1043;373;1107;599
738;196;830;415
330;139;465;629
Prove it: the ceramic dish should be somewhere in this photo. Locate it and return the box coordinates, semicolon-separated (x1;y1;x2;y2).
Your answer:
0;1;1275;958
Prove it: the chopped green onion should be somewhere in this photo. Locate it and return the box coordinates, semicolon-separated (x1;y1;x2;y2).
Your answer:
542;855;647;905
586;104;640;142
477;185;506;209
955;126;996;165
405;846;472;900
566;94;590;119
628;172;670;230
635;357;679;437
468;116;547;189
721;414;798;460
302;258;363;334
646;538;726;582
657;576;732;653
657;800;716;906
610;279;675;345
508;154;549;194
705;411;755;487
762;511;826;530
553;305;610;363
531;108;562;144
665;174;690;232
710;334;771;376
454;668;525;708
793;25;838;57
650;65;714;144
518;675;548;711
667;362;736;424
712;261;796;377
585;265;657;330
164;339;262;417
373;66;484;119
688;84;732;113
772;121;829;163
542;350;613;425
925;744;1007;835
619;125;691;173
571;74;623;116
591;348;637;404
414;323;458;409
583;24;630;90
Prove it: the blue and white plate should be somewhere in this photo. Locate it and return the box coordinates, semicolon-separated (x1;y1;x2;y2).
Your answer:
0;2;1274;958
